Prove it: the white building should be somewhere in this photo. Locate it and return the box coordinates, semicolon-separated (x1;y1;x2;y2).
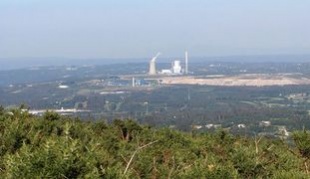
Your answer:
172;60;182;74
161;69;172;74
237;124;246;129
259;121;271;127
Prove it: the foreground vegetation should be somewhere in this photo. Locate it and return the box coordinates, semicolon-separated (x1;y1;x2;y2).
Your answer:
1;108;310;178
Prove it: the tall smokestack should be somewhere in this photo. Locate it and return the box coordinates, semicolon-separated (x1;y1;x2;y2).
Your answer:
185;51;188;74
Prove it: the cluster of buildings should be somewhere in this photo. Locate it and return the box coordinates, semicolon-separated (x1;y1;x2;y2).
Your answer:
191;120;290;139
148;51;189;75
28;107;90;116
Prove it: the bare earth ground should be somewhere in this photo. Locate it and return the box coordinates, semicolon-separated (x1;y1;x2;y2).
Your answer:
158;74;310;87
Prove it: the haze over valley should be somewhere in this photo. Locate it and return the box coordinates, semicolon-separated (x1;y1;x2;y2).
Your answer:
2;0;310;178
2;58;310;137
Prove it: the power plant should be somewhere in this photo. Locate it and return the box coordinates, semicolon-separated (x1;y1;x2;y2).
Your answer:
148;51;189;75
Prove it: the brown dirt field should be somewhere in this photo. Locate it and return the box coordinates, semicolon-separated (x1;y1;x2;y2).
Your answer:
159;74;310;87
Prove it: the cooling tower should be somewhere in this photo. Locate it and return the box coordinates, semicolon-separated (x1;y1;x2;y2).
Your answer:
149;59;156;75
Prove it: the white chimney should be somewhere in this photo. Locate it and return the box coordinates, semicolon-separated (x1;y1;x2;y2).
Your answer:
185;51;189;74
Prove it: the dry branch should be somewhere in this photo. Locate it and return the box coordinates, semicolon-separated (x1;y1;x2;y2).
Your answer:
123;140;159;175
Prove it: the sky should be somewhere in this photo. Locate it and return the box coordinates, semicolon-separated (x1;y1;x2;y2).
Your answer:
0;0;310;59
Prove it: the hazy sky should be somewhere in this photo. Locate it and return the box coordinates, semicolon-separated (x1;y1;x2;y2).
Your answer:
1;0;310;59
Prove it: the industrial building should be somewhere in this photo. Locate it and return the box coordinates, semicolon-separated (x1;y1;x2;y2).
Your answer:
172;60;182;74
148;51;189;75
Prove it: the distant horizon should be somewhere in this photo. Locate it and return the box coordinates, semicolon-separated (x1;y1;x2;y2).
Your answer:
1;54;310;71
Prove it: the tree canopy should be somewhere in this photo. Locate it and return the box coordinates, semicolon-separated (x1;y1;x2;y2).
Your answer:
0;108;310;178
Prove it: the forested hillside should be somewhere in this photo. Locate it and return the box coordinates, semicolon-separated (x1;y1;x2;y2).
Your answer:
1;107;310;178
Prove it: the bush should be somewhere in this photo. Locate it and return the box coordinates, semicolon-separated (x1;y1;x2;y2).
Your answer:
43;111;61;121
0;109;309;178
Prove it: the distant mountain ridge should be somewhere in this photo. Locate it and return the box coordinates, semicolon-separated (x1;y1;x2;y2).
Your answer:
1;54;310;71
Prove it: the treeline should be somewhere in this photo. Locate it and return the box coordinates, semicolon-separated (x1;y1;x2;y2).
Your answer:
1;107;310;178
